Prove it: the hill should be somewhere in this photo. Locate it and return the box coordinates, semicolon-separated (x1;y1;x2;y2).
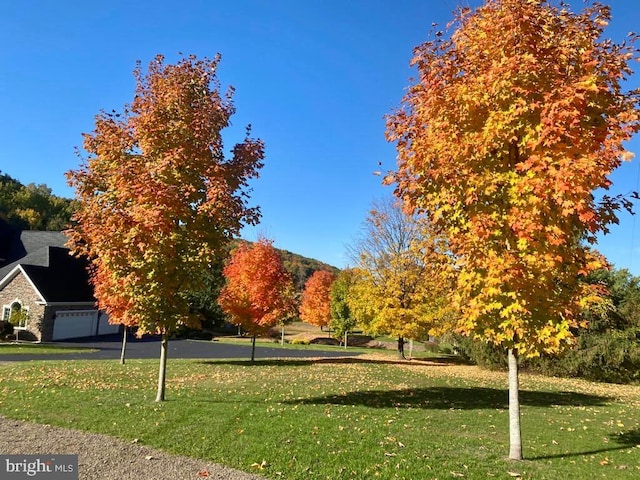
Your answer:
0;171;77;231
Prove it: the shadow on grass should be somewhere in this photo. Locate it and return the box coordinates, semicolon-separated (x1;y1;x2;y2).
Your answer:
197;355;470;368
528;428;640;460
282;386;610;410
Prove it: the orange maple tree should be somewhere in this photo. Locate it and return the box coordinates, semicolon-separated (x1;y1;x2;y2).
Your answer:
218;238;297;362
67;54;264;401
386;0;639;459
299;270;335;329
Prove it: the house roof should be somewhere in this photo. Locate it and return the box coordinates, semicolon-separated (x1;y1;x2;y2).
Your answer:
21;247;94;303
0;223;94;304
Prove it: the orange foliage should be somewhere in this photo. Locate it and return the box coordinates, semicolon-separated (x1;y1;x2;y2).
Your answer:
299;270;335;328
66;54;264;336
218;238;297;335
386;0;640;356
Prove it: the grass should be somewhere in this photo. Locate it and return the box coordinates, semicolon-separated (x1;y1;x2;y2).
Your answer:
0;343;97;355
212;336;446;360
0;355;639;479
214;320;443;359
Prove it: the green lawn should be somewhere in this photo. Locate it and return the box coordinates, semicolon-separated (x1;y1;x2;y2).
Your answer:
0;355;638;479
212;336;446;360
0;343;97;355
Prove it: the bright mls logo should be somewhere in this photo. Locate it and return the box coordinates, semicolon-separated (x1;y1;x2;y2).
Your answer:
0;455;78;479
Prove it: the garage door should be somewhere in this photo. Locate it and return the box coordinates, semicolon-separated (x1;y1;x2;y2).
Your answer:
52;310;98;340
97;312;120;335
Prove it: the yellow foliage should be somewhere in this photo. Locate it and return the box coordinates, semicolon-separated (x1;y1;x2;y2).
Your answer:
387;0;639;356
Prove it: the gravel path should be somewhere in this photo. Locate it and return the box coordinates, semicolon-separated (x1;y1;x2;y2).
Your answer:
0;416;267;480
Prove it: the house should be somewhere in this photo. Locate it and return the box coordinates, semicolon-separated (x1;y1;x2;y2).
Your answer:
0;220;119;341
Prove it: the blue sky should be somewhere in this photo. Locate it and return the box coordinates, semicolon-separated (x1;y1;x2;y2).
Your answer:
1;0;639;272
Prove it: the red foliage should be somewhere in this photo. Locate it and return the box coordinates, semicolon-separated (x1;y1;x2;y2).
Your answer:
218;239;297;335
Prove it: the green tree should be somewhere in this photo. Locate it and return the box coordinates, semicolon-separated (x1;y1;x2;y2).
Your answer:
0;172;76;230
330;269;358;346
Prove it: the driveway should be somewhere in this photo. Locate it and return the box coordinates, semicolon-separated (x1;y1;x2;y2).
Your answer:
0;334;359;362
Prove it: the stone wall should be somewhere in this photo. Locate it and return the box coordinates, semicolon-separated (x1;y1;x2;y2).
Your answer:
0;270;46;341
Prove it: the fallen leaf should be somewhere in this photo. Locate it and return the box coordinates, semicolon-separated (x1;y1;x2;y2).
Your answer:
251;460;269;470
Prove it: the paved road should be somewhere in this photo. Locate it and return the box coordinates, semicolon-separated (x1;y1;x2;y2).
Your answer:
0;334;359;362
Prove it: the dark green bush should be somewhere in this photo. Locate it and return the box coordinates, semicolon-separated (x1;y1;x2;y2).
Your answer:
0;320;14;340
531;328;640;384
441;333;508;370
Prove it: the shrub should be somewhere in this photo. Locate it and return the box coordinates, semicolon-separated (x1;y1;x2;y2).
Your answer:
531;328;640;384
424;341;440;353
442;333;508;370
0;320;14;340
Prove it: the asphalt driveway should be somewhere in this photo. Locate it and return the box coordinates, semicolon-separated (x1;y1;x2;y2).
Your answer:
0;334;359;362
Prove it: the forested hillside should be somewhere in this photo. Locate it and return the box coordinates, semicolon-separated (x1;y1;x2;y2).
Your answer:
0;171;76;230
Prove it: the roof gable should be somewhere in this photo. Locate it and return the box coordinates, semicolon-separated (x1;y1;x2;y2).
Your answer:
0;226;94;304
21;247;94;303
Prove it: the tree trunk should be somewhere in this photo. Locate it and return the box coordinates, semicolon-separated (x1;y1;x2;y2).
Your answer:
508;348;523;460
119;326;128;365
155;332;168;402
397;337;405;359
251;334;256;364
408;339;414;359
344;331;347;349
281;324;285;345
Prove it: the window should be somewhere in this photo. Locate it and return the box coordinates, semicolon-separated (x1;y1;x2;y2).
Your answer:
3;301;28;329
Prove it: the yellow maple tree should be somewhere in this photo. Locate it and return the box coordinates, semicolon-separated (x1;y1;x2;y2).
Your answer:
386;0;639;459
348;197;456;356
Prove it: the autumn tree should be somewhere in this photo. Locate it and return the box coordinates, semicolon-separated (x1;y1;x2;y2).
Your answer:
348;197;455;358
299;270;336;330
386;0;639;459
218;238;297;362
329;269;358;347
67;54;264;401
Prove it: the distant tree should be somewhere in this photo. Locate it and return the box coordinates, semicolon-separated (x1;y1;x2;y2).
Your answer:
280;249;339;292
0;172;76;230
587;268;640;331
183;254;229;331
329;269;358;347
299;270;335;330
347;197;455;358
218;238;297;362
67;54;264;401
386;0;639;459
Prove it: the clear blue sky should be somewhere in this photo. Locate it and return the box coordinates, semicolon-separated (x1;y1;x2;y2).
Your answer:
1;0;638;272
